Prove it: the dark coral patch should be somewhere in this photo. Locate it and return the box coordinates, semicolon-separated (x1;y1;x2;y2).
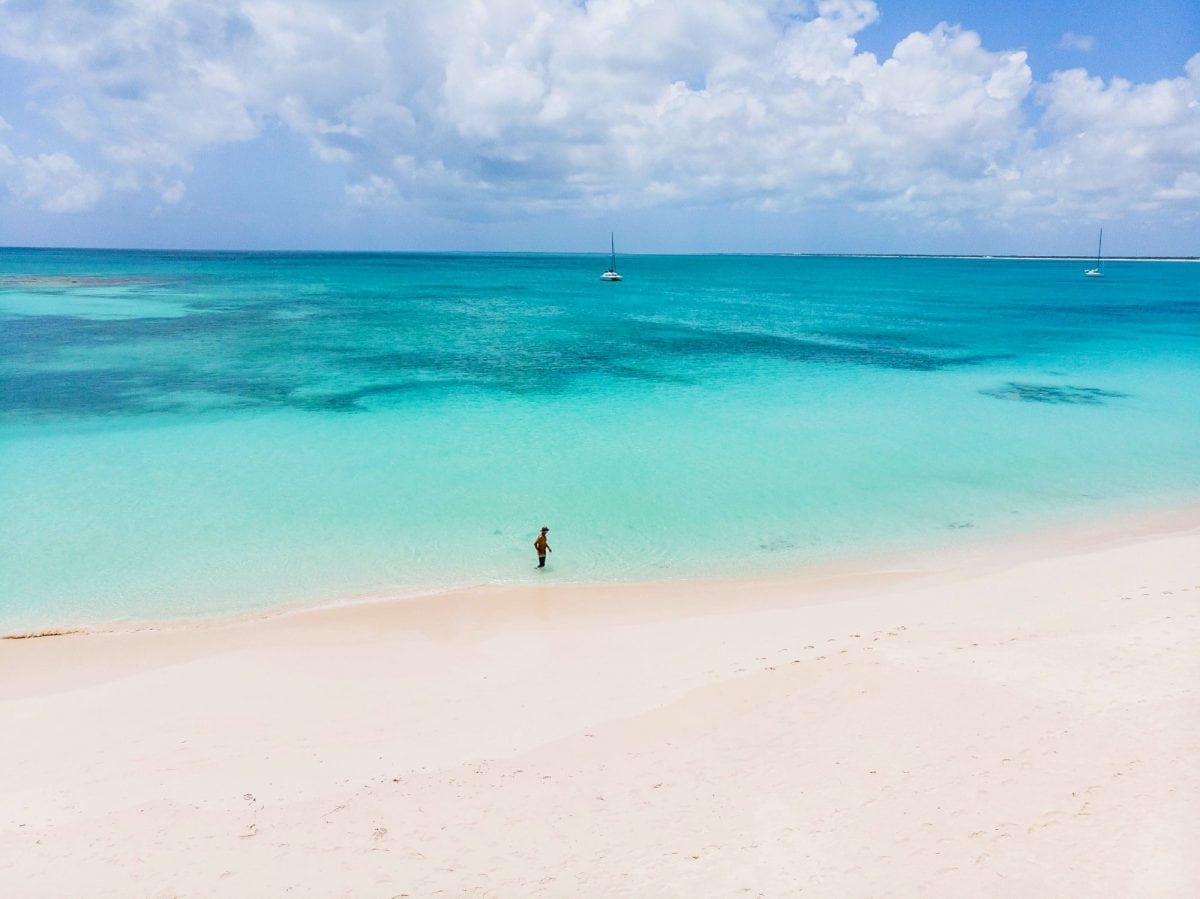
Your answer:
980;382;1130;405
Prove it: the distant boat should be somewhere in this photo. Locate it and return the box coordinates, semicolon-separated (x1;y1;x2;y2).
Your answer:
1084;229;1104;277
600;233;622;281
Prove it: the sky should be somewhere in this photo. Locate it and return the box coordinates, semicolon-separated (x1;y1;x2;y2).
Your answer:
0;0;1197;255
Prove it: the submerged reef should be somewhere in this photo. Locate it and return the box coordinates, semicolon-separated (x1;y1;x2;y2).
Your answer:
980;382;1130;405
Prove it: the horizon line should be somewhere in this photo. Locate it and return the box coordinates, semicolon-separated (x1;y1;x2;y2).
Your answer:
1;245;1197;262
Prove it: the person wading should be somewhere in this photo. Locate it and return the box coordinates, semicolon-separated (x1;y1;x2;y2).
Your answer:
533;527;551;568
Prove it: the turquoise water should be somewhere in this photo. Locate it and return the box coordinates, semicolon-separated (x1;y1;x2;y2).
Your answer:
2;250;1198;630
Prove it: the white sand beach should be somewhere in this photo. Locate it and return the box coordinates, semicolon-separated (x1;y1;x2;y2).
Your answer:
2;510;1198;896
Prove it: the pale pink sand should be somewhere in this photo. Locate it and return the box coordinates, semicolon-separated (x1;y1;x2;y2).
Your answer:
1;512;1197;896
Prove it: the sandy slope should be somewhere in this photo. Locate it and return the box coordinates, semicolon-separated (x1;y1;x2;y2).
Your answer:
2;514;1198;896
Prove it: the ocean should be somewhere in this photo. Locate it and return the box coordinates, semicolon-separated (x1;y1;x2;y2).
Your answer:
2;249;1198;631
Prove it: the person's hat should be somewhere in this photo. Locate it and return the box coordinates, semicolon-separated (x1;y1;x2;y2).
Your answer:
541;526;549;532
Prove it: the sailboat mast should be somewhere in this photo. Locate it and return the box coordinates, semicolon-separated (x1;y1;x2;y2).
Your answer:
1096;228;1103;268
610;232;616;270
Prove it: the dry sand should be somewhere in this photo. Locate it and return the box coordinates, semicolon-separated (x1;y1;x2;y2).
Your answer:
2;511;1198;896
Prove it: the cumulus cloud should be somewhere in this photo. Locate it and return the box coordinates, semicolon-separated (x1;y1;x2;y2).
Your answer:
1021;55;1200;221
0;145;104;212
0;0;1196;234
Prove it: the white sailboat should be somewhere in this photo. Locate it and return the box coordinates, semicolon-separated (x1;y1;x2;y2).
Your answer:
600;233;622;281
1084;228;1104;277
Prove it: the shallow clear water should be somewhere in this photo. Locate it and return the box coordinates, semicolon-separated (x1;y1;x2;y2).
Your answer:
2;250;1198;630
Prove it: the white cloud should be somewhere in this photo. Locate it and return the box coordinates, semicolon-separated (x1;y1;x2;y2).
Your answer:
345;173;397;208
0;146;104;212
0;1;259;171
1058;32;1095;52
1020;56;1200;221
0;1;1196;236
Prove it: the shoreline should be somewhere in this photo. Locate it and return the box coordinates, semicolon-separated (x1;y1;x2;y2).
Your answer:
6;499;1198;641
2;504;1197;894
